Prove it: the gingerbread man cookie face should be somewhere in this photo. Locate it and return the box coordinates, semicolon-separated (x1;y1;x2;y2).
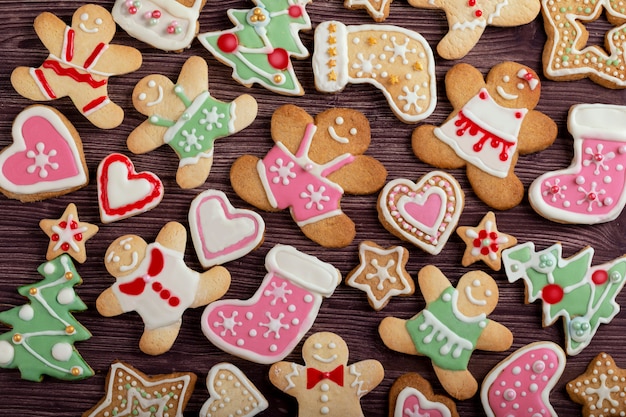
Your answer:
485;63;542;110
104;235;147;278
455;272;499;318
302;332;350;371
72;4;115;41
308;108;371;161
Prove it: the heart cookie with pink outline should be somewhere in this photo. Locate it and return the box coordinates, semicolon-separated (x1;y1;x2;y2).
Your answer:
189;189;265;268
0;105;88;202
377;171;464;255
97;153;164;223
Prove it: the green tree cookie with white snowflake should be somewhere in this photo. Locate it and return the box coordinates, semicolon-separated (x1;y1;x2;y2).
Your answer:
503;242;626;355
0;254;93;381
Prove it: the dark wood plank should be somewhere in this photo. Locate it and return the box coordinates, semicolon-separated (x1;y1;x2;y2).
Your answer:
0;0;624;416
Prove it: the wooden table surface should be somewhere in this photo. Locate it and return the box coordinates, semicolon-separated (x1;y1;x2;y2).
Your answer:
1;0;625;416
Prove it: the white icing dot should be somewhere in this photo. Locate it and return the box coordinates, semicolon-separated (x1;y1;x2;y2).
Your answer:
576;176;585;185
57;288;75;305
618;164;624;171
335;117;344;125
148;80;156;88
95;18;103;25
249;329;257;337
442;293;452;302
604;176;612;184
18;305;34;321
123;244;131;251
563;201;571;208
349;128;357;135
321;394;329;402
51;342;73;362
328;342;336;349
529;383;538;392
485;290;492;297
512;366;521;375
314;343;322;349
321;383;330;392
43;262;56;275
504;389;516;401
80;13;89;21
246;312;253;320
288;305;296;313
0;340;14;365
320;406;329;414
237;339;244;346
292;318;300;325
353;37;360;44
304;294;313;303
533;360;545;374
138;93;147;101
269;344;277;352
503;75;510;82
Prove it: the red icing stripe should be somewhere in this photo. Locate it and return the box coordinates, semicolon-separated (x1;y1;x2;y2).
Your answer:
42;60;107;88
82;95;108;114
84;42;106;69
65;28;75;62
33;69;57;99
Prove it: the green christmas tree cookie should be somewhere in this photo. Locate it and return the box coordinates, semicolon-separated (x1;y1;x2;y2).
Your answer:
197;0;312;96
0;254;93;381
503;242;626;355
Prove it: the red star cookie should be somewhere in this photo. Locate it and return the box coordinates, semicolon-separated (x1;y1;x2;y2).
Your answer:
39;203;98;264
456;211;516;271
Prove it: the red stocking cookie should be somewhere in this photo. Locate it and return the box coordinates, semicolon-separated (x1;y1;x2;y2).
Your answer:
10;5;142;129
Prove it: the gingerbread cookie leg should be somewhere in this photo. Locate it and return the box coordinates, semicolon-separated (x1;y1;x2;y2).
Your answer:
378;317;419;355
300;214;356;249
436;23;487;61
466;154;525;210
434;366;477;401
140;321;182;356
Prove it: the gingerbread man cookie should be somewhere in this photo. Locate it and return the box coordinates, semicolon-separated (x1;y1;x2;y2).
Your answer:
128;56;257;189
413;62;557;210
230;104;387;248
269;331;384;417
96;222;231;355
407;0;540;60
379;265;513;400
10;4;142;129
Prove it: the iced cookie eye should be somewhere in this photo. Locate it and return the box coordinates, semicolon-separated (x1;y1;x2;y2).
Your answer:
314;343;322;349
80;13;89;21
328;342;336;349
517;83;525;90
503;75;510;82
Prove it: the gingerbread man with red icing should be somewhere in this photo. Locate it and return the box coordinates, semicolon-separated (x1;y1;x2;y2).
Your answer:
11;4;142;129
96;222;231;355
413;62;557;210
269;331;384;417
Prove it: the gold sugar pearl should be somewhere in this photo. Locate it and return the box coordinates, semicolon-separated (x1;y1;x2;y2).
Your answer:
253;7;262;15
65;325;75;334
12;334;22;343
258;15;266;21
29;288;38;295
71;367;82;376
65;272;73;280
274;74;283;83
250;15;258;22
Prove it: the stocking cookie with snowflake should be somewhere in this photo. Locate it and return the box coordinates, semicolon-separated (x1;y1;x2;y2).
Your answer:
230;104;387;248
128;56;257;189
96;222;231;355
198;0;312;96
269;331;384;417
201;245;341;364
529;103;626;224
313;21;436;124
503;242;626;355
0;255;93;381
10;4;142;129
407;0;540;60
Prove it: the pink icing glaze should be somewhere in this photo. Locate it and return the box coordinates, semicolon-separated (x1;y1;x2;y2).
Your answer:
481;342;565;417
399;389;447;417
400;192;443;230
2;115;80;186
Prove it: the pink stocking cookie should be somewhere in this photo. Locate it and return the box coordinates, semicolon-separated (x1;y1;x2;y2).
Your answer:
481;341;566;417
201;245;341;364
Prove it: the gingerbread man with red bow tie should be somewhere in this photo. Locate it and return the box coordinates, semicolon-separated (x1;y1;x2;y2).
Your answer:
269;332;384;417
96;222;231;355
413;62;557;210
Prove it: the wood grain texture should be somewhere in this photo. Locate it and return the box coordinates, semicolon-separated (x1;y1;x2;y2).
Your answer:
0;0;625;416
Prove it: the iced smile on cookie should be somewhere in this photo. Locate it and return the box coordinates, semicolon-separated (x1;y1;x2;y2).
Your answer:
137;80;164;107
79;12;102;33
464;279;492;306
106;237;140;274
327;117;357;144
313;341;340;363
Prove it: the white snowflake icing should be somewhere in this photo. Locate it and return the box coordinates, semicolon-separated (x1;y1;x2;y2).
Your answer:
542;178;567;202
26;142;59;178
213;311;242;336
577;181;606;212
259;312;289;338
583;144;615;175
179;128;205;152
199;107;225;131
398;85;426;112
383;36;416;65
365;259;397;290
263;281;292;305
300;184;330;210
585;373;620;408
352;53;381;78
269;158;296;185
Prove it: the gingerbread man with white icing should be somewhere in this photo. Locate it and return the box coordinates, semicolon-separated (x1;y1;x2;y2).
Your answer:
269;331;384;417
11;4;142;129
96;222;231;355
413;62;557;210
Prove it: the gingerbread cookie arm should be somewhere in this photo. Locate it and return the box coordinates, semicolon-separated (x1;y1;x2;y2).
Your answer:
270;104;315;151
418;265;452;303
96;288;125;317
475;320;513;351
516;110;558;155
91;44;142;75
444;63;486;109
348;360;385;395
176;56;209;101
327;155;387;194
489;0;540;26
467;154;525;210
191;266;231;308
407;0;443;9
127;121;168;154
155;222;187;253
269;361;304;393
33;11;66;56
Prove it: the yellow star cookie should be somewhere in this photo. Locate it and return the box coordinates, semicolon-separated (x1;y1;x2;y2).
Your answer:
39;203;98;264
456;211;516;271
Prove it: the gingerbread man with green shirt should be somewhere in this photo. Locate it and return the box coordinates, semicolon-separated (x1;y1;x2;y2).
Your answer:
379;265;512;400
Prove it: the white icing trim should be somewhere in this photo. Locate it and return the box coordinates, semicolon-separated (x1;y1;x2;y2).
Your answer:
394;386;452;417
344;0;391;19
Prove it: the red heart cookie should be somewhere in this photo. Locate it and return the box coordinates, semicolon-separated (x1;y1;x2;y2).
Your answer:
97;153;164;223
378;171;464;255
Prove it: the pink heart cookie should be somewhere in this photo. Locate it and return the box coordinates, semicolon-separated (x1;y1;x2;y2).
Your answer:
377;171;464;255
481;341;566;417
189;189;265;268
97;153;164;223
0;105;88;202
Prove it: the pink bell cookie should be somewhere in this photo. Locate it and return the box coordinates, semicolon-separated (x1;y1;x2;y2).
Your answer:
10;4;142;129
97;153;164;224
529;103;626;224
0;105;88;202
97;222;231;355
112;0;205;51
189;189;265;268
269;331;384;417
201;245;341;364
481;341;566;417
377;171;464;255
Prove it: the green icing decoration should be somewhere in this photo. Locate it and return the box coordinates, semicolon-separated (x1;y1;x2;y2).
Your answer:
197;0;312;95
405;287;488;371
0;255;93;381
503;242;626;355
